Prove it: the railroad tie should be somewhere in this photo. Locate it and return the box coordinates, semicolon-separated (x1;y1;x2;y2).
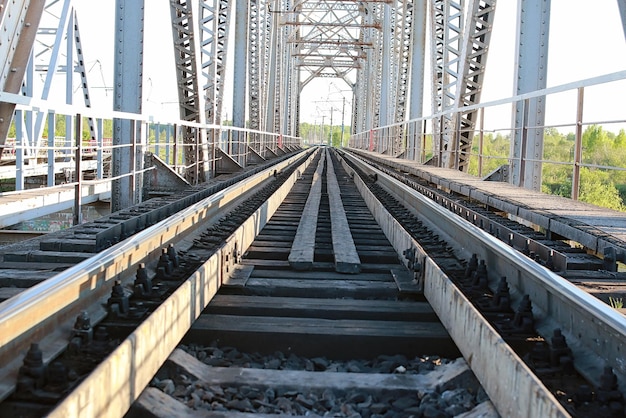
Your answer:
326;150;361;273
288;150;326;270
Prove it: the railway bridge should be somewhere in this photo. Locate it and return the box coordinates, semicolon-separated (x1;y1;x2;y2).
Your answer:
0;1;626;417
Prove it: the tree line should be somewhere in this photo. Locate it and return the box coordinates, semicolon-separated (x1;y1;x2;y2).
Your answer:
467;126;626;211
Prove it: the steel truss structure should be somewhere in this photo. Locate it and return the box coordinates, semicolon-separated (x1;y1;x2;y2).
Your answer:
430;0;496;170
0;0;101;188
10;0;617;212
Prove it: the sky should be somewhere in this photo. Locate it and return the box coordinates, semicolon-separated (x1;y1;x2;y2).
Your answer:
65;1;626;133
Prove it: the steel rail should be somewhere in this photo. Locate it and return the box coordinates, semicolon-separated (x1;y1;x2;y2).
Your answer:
340;150;626;417
0;148;314;405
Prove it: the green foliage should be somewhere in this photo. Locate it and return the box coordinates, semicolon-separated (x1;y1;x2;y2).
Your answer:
299;122;350;147
467;132;510;176
466;125;626;212
609;297;623;309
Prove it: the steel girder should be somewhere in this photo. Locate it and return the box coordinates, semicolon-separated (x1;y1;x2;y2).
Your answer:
429;0;496;171
201;0;232;126
28;2;98;155
248;0;268;131
287;0;371;135
453;0;496;171
429;0;464;166
0;0;46;159
394;0;413;125
112;0;145;211
169;0;221;183
511;0;550;190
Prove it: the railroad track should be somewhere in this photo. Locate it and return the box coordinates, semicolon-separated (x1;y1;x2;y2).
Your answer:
0;146;623;417
128;148;484;416
0;149;301;283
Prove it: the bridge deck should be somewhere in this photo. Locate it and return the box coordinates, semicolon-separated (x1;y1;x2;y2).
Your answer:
351;149;626;257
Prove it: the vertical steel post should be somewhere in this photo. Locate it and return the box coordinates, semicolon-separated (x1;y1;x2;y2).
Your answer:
15;111;24;191
173;125;178;170
155;123;160;158
47;112;55;187
233;0;248;156
408;0;426;160
195;128;200;185
166;125;171;165
73;114;83;226
572;87;584;200
379;3;391;127
96;118;103;180
511;0;550;190
112;0;144;212
478;107;485;177
340;97;346;147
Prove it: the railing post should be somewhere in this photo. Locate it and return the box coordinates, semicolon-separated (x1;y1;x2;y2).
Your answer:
165;125;171;165
15;110;24;191
130;120;136;206
47;112;56;187
454;111;462;170
155;123;160;159
195;128;200;185
438;115;444;167
73;114;83;226
519;99;529;187
478;107;485;177
173;124;178;171
421;120;427;163
96;118;104;180
572;87;584;200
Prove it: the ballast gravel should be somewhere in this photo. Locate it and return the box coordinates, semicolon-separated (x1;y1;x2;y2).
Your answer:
147;342;495;417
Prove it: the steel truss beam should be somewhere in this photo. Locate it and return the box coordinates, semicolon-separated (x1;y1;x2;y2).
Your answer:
0;0;46;158
429;0;464;166
430;0;496;171
511;0;549;190
453;0;496;171
169;0;222;183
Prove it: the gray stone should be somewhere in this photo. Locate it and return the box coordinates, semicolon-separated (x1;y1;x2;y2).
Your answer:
226;398;253;412
421;405;447;418
264;387;276;402
391;395;419;410
265;358;282;369
370;403;389;414
157;379;175;395
445;404;468;416
275;396;294;413
312;357;330;370
296;393;315;409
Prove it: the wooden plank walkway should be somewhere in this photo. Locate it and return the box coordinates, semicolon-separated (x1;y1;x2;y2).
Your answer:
326;149;361;273
288;151;325;270
350;149;626;257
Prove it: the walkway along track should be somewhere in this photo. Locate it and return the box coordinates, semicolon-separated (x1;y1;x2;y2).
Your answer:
0;147;623;416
